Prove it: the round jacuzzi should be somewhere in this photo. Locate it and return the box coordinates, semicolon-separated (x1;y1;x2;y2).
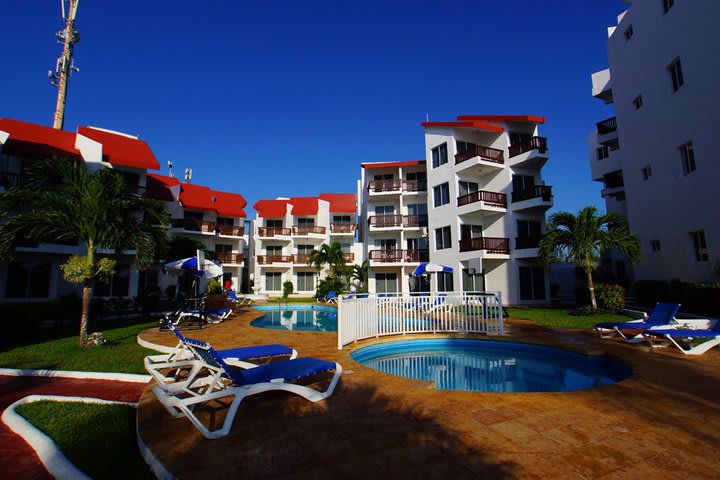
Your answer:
351;338;631;393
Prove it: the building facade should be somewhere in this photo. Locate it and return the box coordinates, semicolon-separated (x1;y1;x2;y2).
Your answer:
589;0;719;283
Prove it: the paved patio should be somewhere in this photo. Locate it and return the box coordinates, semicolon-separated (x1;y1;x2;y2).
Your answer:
137;305;720;479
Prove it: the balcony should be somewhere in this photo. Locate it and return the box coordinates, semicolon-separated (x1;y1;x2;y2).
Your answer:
258;227;292;238
402;179;427;193
330;223;356;235
507;137;549;169
217;225;245;237
343;252;355;263
368;249;429;264
591;68;613;104
369;214;403;229
368;179;402;194
257;254;293;265
454;145;505;175
171;218;216;234
292;225;326;236
509;137;548;158
402;215;429;228
294;254;312;265
214;252;243;264
457;190;507;211
596;117;618;146
458;237;510;255
510;186;553;211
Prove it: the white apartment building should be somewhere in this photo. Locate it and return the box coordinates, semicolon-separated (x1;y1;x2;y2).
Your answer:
358;160;430;294
252;194;360;296
421;115;553;304
589;0;719;283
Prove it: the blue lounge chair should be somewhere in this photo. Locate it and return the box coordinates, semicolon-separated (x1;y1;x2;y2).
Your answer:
152;339;342;439
641;320;720;355
594;302;681;343
317;291;337;304
227;289;253;305
145;322;298;384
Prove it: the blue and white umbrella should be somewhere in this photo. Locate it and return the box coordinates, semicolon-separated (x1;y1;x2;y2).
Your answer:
412;262;453;276
164;257;223;279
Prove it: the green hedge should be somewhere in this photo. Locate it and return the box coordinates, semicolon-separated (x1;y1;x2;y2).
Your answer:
634;280;720;316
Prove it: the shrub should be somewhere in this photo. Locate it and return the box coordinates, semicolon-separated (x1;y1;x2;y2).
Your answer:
316;276;346;299
282;281;294;299
206;278;222;295
596;283;625;312
570;305;600;316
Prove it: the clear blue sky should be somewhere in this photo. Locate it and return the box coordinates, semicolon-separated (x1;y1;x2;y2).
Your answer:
2;0;622;215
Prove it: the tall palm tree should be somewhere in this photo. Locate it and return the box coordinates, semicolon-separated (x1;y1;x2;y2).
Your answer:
309;241;348;278
0;158;170;346
538;206;640;309
350;260;368;292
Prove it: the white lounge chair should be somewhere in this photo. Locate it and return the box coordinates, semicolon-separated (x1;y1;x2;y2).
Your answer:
641;320;720;355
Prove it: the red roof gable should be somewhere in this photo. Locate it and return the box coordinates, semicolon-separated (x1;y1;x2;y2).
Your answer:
319;193;356;213
361;160;426;169
254;199;289;218
77;126;160;170
456;115;546;124
289;197;319;216
146;173;180;202
0;118;80;159
213;190;247;218
147;174;246;217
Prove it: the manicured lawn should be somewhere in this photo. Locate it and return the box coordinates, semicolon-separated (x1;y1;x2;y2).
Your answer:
506;307;629;330
17;401;154;480
0;319;157;374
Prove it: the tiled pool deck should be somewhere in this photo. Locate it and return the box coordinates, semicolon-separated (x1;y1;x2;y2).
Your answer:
138;305;720;479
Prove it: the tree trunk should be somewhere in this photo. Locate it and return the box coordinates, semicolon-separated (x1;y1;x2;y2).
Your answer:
586;269;597;310
79;279;92;347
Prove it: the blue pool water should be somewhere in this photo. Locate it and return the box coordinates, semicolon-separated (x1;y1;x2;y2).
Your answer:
251;305;338;332
351;339;631;393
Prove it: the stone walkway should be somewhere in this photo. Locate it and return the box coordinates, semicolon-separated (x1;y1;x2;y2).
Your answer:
0;375;145;479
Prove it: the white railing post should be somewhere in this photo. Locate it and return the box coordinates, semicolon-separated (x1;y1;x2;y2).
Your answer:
337;296;343;350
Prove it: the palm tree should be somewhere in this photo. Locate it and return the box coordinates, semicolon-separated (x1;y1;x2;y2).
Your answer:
308;241;348;278
350;260;368;292
538;206;640;310
0;158;170;347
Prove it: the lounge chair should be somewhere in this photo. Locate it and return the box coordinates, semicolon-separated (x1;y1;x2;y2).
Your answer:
641;320;720;355
594;302;681;343
145;323;298;385
317;291;337;304
226;289;249;306
152;340;342;439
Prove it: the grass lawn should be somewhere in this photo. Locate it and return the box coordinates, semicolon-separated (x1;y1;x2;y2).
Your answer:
17;401;154;480
0;318;157;374
506;307;629;330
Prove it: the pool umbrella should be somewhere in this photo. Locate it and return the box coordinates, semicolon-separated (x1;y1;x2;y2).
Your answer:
412;262;453;276
164;257;223;278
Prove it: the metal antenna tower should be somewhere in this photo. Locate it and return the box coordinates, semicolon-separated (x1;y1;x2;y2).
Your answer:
49;0;81;130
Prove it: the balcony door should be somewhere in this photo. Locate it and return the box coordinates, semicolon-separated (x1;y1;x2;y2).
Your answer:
375;205;395;215
406;237;428;251
460;224;482;241
297;218;315;226
517;220;541;249
375;239;397;250
512;175;535;194
376;273;397;293
519;266;546;301
458;181;479;198
266;245;282;255
266;219;283;228
509;132;533;146
333;215;352;224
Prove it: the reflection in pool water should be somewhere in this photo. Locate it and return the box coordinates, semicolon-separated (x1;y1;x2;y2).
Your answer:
251;306;338;332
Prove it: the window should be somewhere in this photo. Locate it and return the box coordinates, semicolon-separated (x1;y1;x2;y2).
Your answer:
460;224;482;240
437;272;454;292
266;245;282;255
435;226;451;250
462;268;484;292
431;143;448;168
407;203;427;216
184;211;203;221
458;181;478;198
266;219;283;228
405;171;427;190
512;175;535;194
266;272;282;291
663;0;674;14
433;183;450;207
632;95;643;110
519;266;546;301
297;244;314;255
5;262;51;298
596;146;609;160
690;231;709;262
297;272;314;291
297;217;315;226
641;165;652;180
215;244;232;253
374;205;395;215
650;239;661;253
216;216;234;226
624;25;634;41
668;58;684;92
456;140;475;154
93;263;130;297
332;215;352;224
375;273;397;293
509;132;533;146
375;238;397;250
680;141;696;175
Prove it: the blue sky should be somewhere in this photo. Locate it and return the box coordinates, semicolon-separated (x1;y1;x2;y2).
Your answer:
2;0;622;215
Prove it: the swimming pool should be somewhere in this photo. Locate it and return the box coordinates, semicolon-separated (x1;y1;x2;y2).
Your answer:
351;338;631;393
251;305;338;332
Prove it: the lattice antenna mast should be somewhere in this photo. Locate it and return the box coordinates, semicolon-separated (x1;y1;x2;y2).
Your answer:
50;0;80;130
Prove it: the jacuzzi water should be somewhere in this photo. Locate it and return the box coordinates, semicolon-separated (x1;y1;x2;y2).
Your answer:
351;338;631;393
250;305;338;332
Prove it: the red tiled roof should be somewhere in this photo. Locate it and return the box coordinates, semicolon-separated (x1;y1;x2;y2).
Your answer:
0;118;81;159
213;190;247;218
254;199;289;218
147;174;247;217
146;173;180;202
456;115;546;124
77;126;160;170
420;120;505;133
319;193;356;213
361;160;426;169
289;197;319;216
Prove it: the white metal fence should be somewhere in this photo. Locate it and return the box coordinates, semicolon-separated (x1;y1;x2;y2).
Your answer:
337;292;504;349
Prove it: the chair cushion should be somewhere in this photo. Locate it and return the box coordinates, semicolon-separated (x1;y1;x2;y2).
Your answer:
228;357;336;386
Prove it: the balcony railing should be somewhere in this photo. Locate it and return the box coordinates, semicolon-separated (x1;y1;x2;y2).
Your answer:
457;190;507;208
343;252;355;263
294;254;312;264
369;249;428;263
515;236;542;250
292;225;326;236
511;186;553;203
0;171;22;189
258;227;292;237
217;225;245;237
330;223;356;234
508;136;548;158
214;252;244;264
368;179;402;193
257;254;293;264
596;116;617;135
455;145;505;165
171;219;217;233
403;215;429;228
458;237;510;254
369;214;403;228
402;180;427;192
